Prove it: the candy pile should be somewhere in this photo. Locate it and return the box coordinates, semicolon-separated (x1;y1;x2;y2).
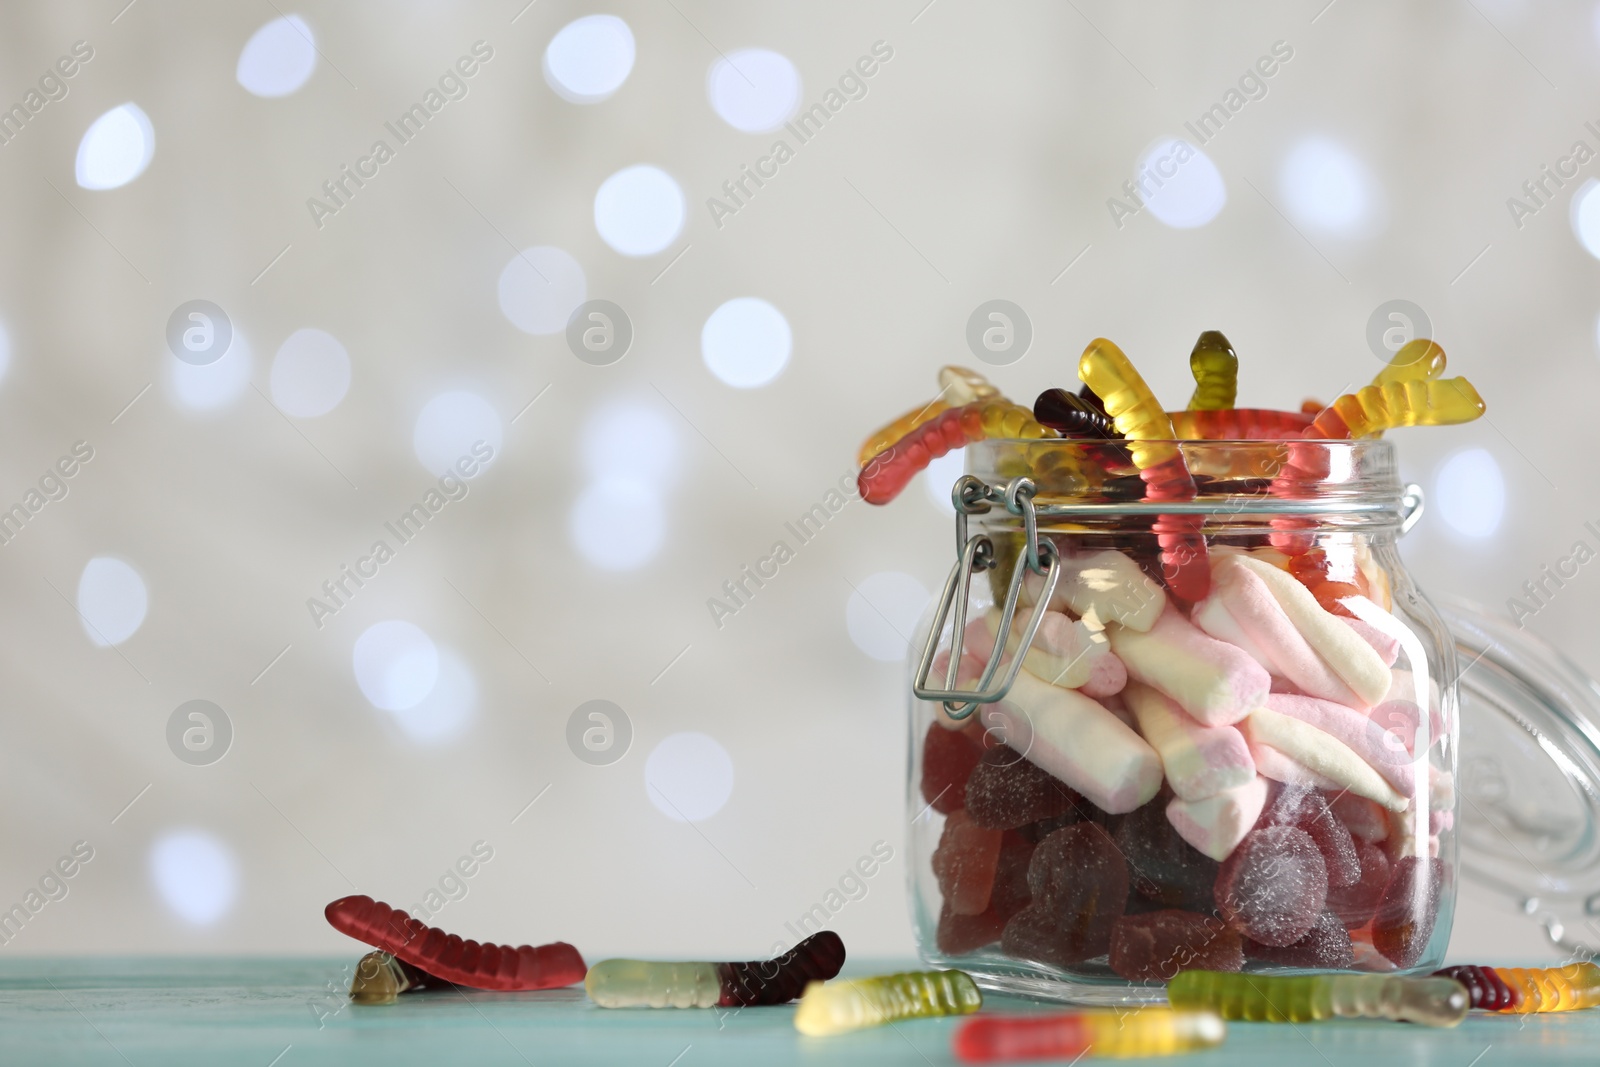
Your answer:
866;334;1485;980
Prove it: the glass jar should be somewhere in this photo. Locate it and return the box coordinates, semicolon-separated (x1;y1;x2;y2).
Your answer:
906;438;1459;1003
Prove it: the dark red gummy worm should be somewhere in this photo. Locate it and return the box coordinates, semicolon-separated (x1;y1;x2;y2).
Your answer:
1434;965;1520;1012
324;895;586;991
716;930;846;1006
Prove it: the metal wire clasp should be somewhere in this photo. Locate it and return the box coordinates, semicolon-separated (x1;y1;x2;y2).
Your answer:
912;475;1061;720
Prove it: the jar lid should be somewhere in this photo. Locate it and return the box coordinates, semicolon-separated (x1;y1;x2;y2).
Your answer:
1439;595;1600;954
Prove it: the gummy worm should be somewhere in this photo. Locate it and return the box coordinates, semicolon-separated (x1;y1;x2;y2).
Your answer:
1033;388;1119;438
857;400;1052;506
858;400;951;465
1078;338;1208;602
1306;378;1486;439
348;950;444;1005
857;366;1000;465
1166;970;1469;1028
1435;963;1600;1013
1166;408;1314;440
794;969;982;1035
1187;330;1238;411
585;931;846;1008
953;1008;1225;1062
324;894;585;992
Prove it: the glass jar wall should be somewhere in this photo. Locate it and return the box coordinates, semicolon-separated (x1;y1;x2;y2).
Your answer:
906;439;1457;1004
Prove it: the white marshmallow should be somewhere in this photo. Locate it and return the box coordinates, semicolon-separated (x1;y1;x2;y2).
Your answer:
1124;682;1255;802
1166;777;1270;862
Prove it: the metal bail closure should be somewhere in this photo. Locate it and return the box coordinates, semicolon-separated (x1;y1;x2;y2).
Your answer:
912;477;1061;720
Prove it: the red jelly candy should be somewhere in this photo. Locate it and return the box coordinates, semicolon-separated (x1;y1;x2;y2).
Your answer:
934;810;1004;915
966;746;1081;830
1372;857;1443;967
1114;793;1218;913
1215;825;1329;948
1263;787;1361;889
325;895;585;991
1244;909;1354;968
936;831;1034;956
1326;839;1391;930
1109;909;1242;982
922;723;982;815
1001;824;1128;967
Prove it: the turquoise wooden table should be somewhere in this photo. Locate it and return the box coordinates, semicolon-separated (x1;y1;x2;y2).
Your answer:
4;957;1598;1065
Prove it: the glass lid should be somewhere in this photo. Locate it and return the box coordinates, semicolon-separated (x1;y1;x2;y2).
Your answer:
1439;596;1600;955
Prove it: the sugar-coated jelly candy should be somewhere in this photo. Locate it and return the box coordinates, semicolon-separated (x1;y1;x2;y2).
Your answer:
324;895;585;991
1001;823;1128;967
953;1008;1226;1063
934;810;1004;915
1032;388;1119;438
922;722;983;815
1371;857;1443;968
348;950;443;1005
965;745;1082;830
1168;408;1313;440
1326;839;1390;930
1244;909;1354;969
1187;331;1238;411
1109;909;1242;981
1167;970;1469;1027
937;831;1035;954
793;969;981;1035
858;399;1053;505
1306;378;1485;439
1115;793;1218;912
1261;786;1361;889
585;931;846;1008
1435;963;1600;1013
1214;825;1328;947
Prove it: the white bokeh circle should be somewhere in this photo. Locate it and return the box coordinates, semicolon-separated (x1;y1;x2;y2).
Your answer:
76;103;155;190
1279;137;1374;235
594;165;685;256
1572;179;1600;260
921;447;965;514
497;247;587;335
645;732;734;822
171;329;252;412
846;571;930;662
413;391;501;477
353;620;440;712
1435;448;1505;539
707;48;801;133
236;15;317;98
389;647;476;743
270;328;350;417
77;557;148;647
569;478;665;571
544;15;636;103
1136;138;1225;229
150;830;238;926
582;400;680;486
701;298;792;388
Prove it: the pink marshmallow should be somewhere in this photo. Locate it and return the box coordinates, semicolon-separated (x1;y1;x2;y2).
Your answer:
1124;682;1255;802
1108;604;1270;727
1196;555;1364;708
1246;738;1341;792
1265;693;1416;797
966;610;1126;695
1339;614;1401;666
1166;777;1270;862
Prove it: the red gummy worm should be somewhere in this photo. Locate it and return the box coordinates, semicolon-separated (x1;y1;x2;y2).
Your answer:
857;403;976;505
324;895;586;991
717;930;846;1006
1434;965;1519;1012
953;1014;1094;1063
1141;453;1208;604
1167;408;1315;440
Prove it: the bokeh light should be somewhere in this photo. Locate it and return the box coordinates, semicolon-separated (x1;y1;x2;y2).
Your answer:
353;620;440;711
76;557;147;647
569;478;665;571
1279;136;1376;234
581;399;680;486
389;647;477;743
544;15;636;103
846;571;931;661
594;165;685;256
645;732;734;821
497;246;586;336
707;49;801;133
413;391;501;477
236;15;317;98
270;328;350;417
701;298;792;388
1136;138;1225;229
150;831;238;926
75;103;155;190
170;329;252;412
1435;447;1505;539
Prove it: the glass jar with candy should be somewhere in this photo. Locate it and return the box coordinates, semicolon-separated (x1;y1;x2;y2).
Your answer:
856;334;1487;1002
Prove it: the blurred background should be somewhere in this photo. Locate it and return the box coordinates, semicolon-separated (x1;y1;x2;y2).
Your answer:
0;0;1593;965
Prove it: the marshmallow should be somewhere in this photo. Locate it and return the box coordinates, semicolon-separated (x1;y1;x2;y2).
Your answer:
1024;549;1166;632
979;667;1163;814
1124;682;1255;802
969;609;1126;696
1330;793;1389;843
1231;555;1391;707
1166;777;1270;862
1339;614;1401;666
1240;706;1407;812
1109;605;1271;726
1246;738;1340;792
1265;693;1416;797
1196;554;1364;707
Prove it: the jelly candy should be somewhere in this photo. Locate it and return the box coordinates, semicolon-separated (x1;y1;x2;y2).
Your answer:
1113;793;1218;911
965;745;1082;830
934;810;1004;915
1305;378;1485;439
793;969;981;1035
857;366;1000;464
1260;786;1361;889
1032;388;1118;438
922;722;983;815
937;831;1034;954
324;895;585;991
858;399;1054;506
1078;338;1208;602
953;1008;1226;1062
1168;408;1313;440
1371;857;1443;968
1244;909;1354;969
1001;823;1128;966
585;931;846;1008
1167;970;1469;1027
941;364;1003;405
1372;338;1446;389
1214;825;1328;947
1187;331;1238;411
348;950;443;1005
1434;963;1600;1013
858;400;950;465
1109;909;1242;981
